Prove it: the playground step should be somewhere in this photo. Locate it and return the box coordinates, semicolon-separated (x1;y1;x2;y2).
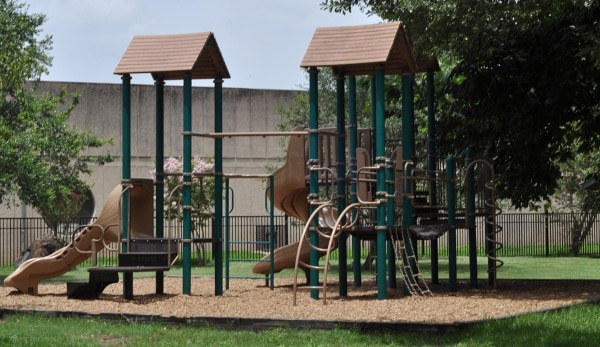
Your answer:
408;225;449;240
412;216;467;230
66;239;179;300
119;238;179;267
66;271;119;300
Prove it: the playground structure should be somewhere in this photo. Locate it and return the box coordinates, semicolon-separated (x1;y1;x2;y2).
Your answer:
3;22;502;303
2;179;179;299
251;126;338;281
283;22;501;303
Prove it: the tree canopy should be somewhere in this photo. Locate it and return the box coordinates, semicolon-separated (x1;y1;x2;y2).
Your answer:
321;0;600;208
0;0;113;230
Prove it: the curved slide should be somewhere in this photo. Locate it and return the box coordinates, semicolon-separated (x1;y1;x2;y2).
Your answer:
252;127;337;278
3;180;154;294
270;126;310;222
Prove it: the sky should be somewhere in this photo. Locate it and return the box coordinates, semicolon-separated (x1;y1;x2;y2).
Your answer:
26;0;381;90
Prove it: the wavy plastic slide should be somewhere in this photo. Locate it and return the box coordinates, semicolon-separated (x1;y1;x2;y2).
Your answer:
252;127;338;278
3;180;154;294
252;232;336;280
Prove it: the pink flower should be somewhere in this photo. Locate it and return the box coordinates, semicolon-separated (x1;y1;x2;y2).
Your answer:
164;157;183;173
192;155;214;174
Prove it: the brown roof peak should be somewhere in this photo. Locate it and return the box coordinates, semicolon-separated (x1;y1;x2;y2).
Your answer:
114;32;230;80
301;21;417;75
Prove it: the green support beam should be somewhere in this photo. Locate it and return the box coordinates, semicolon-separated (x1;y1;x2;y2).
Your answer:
120;74;132;299
348;76;362;287
182;74;192;295
214;77;224;296
401;74;417;289
386;157;396;288
154;78;165;294
155;79;165;238
308;67;320;300
426;70;439;284
447;155;457;292
335;72;348;297
121;74;131;253
374;67;387;300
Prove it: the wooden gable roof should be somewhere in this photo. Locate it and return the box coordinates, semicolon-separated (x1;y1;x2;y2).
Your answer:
301;22;416;75
114;32;230;80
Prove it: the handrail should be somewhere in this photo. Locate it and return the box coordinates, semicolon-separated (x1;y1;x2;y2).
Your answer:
183;130;308;138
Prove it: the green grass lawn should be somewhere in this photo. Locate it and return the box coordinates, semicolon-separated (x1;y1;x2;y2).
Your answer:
1;256;599;346
1;303;600;346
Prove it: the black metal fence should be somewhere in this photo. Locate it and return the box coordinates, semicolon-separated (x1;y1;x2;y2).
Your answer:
1;213;600;267
497;212;600;256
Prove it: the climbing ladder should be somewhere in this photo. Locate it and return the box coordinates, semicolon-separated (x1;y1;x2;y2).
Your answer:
391;227;432;296
291;203;344;305
292;171;383;305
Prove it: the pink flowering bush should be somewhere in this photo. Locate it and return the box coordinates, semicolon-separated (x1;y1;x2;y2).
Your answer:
151;156;215;220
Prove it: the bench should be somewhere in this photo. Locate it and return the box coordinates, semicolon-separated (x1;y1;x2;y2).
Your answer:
68;238;178;300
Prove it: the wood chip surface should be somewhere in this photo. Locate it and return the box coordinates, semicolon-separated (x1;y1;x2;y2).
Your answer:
1;277;598;324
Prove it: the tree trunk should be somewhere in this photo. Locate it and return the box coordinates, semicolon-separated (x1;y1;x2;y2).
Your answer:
570;212;596;256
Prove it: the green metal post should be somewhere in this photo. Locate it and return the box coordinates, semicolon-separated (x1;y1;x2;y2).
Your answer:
426;71;438;208
426;71;439;284
348;75;361;287
374;67;387;300
370;76;376;161
121;74;131;253
447;155;457;292
465;146;478;287
335;72;347;297
182;74;192;295
386;157;396;288
120;74;132;298
214;77;224;296
401;74;417;286
268;175;275;290
154;78;165;294
155;78;165;238
308;67;320;300
401;161;415;296
225;178;230;290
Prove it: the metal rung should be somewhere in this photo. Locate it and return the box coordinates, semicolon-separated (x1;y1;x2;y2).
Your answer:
298;261;326;271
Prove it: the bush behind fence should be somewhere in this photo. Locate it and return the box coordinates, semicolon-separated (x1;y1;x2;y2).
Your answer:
1;213;599;267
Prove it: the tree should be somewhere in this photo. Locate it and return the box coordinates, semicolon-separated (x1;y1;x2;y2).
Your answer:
276;67;409;157
321;0;600;210
276;67;372;131
554;147;600;255
151;156;215;221
0;0;114;233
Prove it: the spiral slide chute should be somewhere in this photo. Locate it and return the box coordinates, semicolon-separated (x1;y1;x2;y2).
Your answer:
252;206;338;279
270;126;310;222
3;179;154;294
253;127;338;277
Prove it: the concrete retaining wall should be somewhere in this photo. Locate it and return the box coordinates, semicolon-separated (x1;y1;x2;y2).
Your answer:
3;81;300;218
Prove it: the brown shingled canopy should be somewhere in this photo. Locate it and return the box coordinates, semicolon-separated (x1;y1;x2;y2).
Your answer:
300;22;416;75
415;56;441;73
114;32;230;81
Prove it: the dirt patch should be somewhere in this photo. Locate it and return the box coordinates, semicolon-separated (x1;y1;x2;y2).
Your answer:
1;277;598;324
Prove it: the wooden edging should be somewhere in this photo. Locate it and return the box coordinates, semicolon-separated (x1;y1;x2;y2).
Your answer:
0;308;469;334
